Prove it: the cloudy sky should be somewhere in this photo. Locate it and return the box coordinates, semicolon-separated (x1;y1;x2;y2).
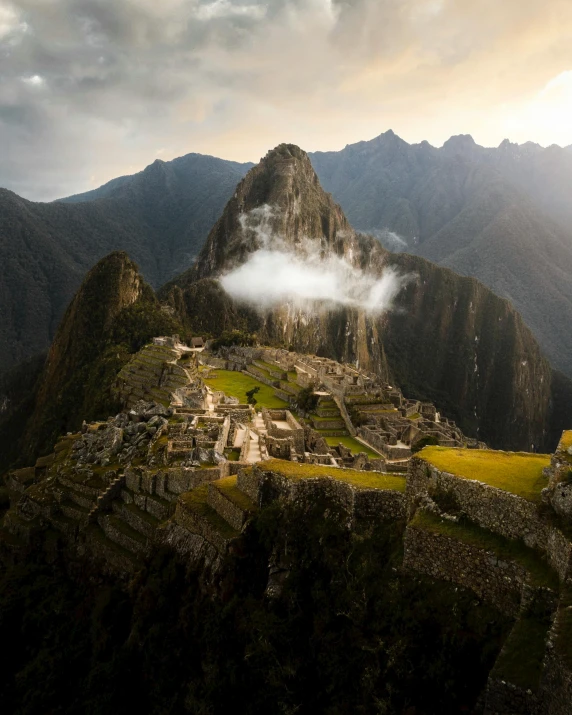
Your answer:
1;0;572;200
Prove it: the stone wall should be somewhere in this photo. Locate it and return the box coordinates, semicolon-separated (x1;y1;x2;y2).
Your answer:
207;483;250;531
483;678;542;715
402;521;528;617
540;609;572;715
236;465;406;527
174;500;231;553
358;427;411;460
407;458;572;581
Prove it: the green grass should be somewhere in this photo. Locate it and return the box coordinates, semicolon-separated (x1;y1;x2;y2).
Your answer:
255;360;285;374
407;413;421;420
224;448;241;462
493;616;550;690
311;414;343;423
214;476;257;512
262;458;406;492
559;431;572;451
417;446;550;503
287;371;298;382
325;436;382;459
203;370;288;409
179;484;239;540
412;511;558;589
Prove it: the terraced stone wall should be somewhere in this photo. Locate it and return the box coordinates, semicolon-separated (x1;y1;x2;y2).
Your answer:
402;522;529;617
236;466;406;527
407;459;572;582
541;611;572;715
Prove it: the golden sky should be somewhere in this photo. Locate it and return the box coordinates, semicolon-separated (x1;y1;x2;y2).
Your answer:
1;0;572;199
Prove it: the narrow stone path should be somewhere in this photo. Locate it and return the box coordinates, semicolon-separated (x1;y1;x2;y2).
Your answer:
233;425;246;448
246;432;261;463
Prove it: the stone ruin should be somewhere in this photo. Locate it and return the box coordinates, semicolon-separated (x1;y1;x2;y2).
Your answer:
200;344;480;473
2;335;572;714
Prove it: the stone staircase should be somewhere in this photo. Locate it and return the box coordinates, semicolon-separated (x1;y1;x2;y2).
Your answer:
310;396;347;435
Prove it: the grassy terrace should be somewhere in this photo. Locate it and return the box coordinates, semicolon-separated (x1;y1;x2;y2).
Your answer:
325;436;382;459
214;476;256;512
412;511;558;589
203;369;288;409
417;446;550;503
559;430;572;452
179;484;239;540
262;458;406;492
255;360;285;374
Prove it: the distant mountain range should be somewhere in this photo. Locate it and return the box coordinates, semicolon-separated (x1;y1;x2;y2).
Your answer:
2;131;572;379
311;131;572;377
0;155;250;372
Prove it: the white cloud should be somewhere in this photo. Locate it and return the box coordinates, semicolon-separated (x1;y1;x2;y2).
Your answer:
21;74;45;86
195;0;267;21
220;206;409;312
221;245;406;312
0;3;28;41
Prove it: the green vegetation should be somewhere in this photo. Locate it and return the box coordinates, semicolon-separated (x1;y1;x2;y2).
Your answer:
255;360;284;375
417;446;550;502
214;476;257;512
411;435;440;454
211;330;255;351
325;435;381;459
559;430;572;452
10;255;186;468
179;484;239;540
263;458;406;492
493;615;551;690
203;369;287;408
245;386;260;405
224;448;241;461
296;386;318;413
412;511;558;589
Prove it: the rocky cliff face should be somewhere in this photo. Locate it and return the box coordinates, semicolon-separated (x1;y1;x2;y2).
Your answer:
166;145;564;451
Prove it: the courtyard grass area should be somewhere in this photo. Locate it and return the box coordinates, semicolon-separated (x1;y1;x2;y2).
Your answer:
262;458;406;492
203;370;288;409
417;446;550;503
325;436;382;459
412;511;558;589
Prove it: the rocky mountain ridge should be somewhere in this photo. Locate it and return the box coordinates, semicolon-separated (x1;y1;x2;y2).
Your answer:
0;154;250;372
310;131;572;375
164;144;566;451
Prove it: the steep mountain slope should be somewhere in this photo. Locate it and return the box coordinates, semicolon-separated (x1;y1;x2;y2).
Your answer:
309;133;572;376
163;144;563;451
11;252;183;466
0;154;250;372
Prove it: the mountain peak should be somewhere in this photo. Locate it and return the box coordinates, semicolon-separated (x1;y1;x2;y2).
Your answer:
190;143;354;280
442;134;477;154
